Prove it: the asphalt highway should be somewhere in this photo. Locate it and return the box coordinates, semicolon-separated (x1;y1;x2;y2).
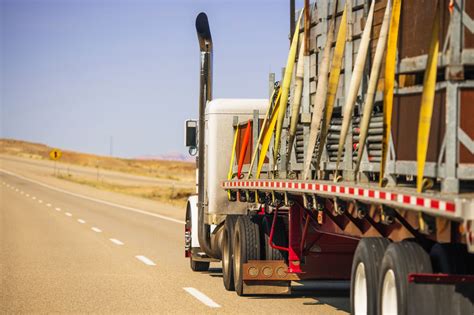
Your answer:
0;161;350;314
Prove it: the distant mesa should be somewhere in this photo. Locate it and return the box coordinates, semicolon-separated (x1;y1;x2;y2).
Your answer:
135;153;194;162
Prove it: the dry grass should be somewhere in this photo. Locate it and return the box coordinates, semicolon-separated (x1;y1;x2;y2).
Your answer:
56;173;193;207
1;138;195;207
0;138;194;182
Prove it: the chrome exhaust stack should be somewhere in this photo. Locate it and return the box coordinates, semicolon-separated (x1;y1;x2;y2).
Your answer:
195;12;220;258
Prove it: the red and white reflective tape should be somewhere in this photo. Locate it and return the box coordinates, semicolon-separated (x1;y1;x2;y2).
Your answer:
223;180;456;214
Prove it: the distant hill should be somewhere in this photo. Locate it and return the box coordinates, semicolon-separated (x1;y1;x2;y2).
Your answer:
0;138;194;181
136;152;194;162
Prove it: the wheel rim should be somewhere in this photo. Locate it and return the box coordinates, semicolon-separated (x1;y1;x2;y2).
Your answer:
353;262;368;315
381;269;397;315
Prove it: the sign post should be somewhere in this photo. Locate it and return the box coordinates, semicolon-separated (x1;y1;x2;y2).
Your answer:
49;149;62;175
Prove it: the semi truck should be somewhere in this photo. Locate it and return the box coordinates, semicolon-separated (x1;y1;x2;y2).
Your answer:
184;1;474;314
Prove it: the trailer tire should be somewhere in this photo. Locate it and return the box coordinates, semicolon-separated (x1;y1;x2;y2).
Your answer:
378;241;434;315
222;215;239;291
262;215;288;261
233;215;261;296
350;237;390;315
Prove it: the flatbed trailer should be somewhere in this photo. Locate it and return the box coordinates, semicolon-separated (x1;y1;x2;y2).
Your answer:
184;1;474;314
219;178;474;313
223;178;474;272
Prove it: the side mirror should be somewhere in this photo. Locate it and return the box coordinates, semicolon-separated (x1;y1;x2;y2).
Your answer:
184;119;198;156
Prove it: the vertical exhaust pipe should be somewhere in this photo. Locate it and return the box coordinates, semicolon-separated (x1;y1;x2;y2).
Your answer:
195;12;218;258
290;0;296;42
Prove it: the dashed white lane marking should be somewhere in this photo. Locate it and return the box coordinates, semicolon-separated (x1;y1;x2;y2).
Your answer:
91;227;102;233
26;194;30;197
77;219;86;224
46;203;51;207
15;188;19;192
109;238;124;246
38;200;43;203
55;207;61;211
183;287;221;308
20;191;24;194
65;212;72;217
0;169;184;225
32;196;36;200
135;255;156;266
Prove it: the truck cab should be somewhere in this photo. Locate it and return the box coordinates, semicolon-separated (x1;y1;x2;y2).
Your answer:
184;98;268;269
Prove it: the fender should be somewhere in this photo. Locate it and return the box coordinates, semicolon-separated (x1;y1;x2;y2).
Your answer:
186;195;200;249
186;195;218;257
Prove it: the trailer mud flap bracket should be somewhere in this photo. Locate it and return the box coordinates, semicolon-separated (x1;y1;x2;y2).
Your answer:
243;260;299;281
242;260;295;295
242;260;293;295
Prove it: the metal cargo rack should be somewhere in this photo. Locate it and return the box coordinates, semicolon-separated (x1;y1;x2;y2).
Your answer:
243;0;474;195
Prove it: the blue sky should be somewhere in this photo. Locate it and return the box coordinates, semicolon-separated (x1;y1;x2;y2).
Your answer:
1;0;302;158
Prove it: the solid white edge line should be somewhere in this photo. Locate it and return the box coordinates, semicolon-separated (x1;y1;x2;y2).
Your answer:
109;238;124;245
77;219;86;224
65;212;72;217
91;227;102;233
0;169;184;225
135;255;156;266
183;287;221;308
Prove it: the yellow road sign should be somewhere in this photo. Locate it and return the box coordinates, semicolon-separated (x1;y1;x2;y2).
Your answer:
49;149;62;161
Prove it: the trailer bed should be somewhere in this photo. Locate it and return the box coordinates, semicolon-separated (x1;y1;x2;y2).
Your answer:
223;179;474;220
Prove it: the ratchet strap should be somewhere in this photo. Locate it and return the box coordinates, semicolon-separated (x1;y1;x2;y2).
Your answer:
274;10;304;163
334;1;375;179
417;1;440;192
354;0;392;176
247;86;279;179
380;0;402;186
315;4;348;173
256;91;282;179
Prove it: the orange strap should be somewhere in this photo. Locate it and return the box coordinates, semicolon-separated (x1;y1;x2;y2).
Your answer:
237;120;252;178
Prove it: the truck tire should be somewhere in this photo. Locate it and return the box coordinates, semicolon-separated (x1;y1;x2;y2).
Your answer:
262;215;288;261
233;215;261;296
222;215;239;291
378;241;435;315
350;237;390;315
